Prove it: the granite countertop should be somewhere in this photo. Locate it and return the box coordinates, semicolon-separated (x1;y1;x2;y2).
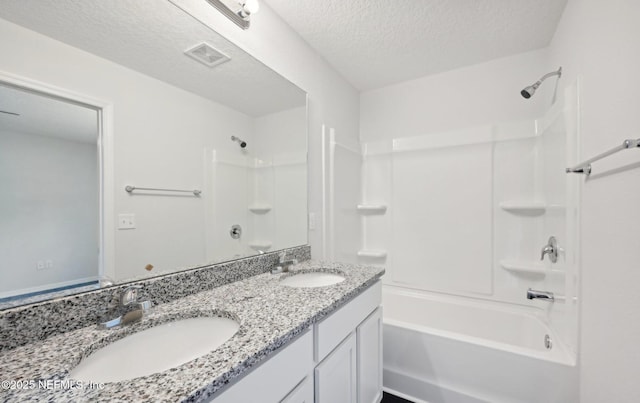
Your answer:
0;261;384;402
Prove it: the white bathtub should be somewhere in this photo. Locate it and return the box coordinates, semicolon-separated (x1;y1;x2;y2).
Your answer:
382;286;578;403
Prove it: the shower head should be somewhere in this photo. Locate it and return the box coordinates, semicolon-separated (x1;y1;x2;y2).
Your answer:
231;135;247;148
520;83;540;99
520;67;562;99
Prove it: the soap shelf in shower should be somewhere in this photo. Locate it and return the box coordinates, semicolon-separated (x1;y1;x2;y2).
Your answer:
500;260;547;276
357;250;387;259
248;204;272;214
249;241;272;251
499;201;546;215
357;204;387;214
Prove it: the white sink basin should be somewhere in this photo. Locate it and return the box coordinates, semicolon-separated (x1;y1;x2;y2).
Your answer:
280;272;345;288
69;317;239;383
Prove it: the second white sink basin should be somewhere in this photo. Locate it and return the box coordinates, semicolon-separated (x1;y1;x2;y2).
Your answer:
69;317;239;383
280;272;345;288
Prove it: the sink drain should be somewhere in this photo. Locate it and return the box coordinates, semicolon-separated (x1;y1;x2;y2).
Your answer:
544;334;553;350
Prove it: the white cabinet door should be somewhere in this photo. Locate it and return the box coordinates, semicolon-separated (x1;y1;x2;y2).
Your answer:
315;332;357;403
281;375;314;403
357;307;383;403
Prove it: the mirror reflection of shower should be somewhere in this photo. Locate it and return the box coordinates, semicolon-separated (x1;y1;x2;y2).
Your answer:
231;135;247;148
520;66;562;99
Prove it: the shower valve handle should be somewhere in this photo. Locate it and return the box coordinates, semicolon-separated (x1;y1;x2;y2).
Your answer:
540;236;558;263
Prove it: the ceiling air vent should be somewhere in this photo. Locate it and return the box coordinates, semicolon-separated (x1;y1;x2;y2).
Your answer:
184;42;230;68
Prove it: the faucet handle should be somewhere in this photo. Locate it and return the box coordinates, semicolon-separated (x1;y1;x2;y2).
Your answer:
540;236;558;263
540;246;551;261
120;285;143;307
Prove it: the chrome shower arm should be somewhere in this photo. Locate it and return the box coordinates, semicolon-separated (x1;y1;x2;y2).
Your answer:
538;67;562;83
521;66;562;99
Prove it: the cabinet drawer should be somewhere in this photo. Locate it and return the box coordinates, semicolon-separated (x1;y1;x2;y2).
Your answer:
314;281;381;362
211;330;313;403
281;375;314;403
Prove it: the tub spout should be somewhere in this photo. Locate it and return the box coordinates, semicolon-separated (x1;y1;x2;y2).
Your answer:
527;288;554;302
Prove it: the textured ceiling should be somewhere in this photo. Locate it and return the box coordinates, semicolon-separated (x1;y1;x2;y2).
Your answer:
265;0;568;90
0;84;97;143
0;0;305;117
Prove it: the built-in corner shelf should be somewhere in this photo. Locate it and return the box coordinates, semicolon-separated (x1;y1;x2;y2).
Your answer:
499;201;546;215
357;204;387;215
357;250;387;259
499;260;547;276
249;241;272;251
249;204;272;214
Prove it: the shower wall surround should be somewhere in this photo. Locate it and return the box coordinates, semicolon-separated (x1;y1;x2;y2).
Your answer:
358;48;580;360
360;120;568;299
359;48;572;297
325;128;362;263
0;246;310;351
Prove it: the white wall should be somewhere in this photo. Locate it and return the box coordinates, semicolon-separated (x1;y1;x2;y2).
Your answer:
549;1;640;401
0;130;98;296
360;49;550;143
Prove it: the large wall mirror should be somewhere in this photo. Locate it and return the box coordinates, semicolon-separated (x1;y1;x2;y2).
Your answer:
0;0;307;308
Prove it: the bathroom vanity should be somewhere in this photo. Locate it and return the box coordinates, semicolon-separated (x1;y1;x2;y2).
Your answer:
211;282;382;403
0;258;384;402
212;278;382;403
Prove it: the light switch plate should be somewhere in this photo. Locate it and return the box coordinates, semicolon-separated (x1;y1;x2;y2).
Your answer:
118;213;136;229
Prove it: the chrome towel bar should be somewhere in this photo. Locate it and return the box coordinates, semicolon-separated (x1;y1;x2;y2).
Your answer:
125;185;202;196
566;138;640;176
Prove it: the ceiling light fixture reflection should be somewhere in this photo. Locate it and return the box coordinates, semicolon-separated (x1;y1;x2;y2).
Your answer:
238;0;260;19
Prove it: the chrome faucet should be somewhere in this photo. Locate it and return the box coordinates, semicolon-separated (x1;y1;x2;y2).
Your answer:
99;285;153;329
271;252;298;274
540;236;558;263
527;288;555;302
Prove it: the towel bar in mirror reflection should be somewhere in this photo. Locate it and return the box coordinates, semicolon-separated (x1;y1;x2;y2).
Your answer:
125;186;202;196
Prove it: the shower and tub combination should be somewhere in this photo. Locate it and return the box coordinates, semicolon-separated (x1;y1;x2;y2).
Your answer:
383;287;577;402
343;69;580;402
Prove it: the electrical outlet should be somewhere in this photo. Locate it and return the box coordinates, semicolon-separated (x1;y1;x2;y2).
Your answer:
118;213;136;229
36;260;53;270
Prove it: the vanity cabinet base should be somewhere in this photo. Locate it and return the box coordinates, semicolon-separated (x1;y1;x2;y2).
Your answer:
211;280;382;403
